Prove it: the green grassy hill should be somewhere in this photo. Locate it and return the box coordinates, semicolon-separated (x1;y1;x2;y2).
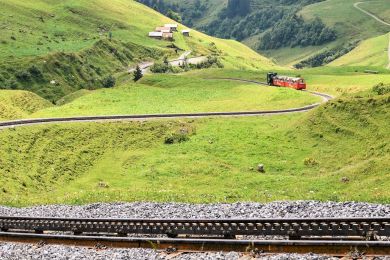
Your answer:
358;1;390;24
328;33;389;67
0;90;52;120
264;0;390;66
0;85;388;206
281;0;390;66
0;0;275;101
30;74;321;118
1;67;388;121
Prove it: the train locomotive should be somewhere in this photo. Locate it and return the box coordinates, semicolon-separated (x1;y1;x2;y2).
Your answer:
267;72;306;90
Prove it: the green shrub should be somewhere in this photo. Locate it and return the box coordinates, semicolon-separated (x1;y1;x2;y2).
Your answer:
304;157;319;166
373;83;390;95
8;80;19;90
191;56;224;69
150;61;173;73
28;65;43;79
164;125;196;144
102;75;116;88
164;133;190;144
15;70;31;82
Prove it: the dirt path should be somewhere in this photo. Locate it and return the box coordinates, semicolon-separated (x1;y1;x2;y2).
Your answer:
353;2;390;68
353;2;390;27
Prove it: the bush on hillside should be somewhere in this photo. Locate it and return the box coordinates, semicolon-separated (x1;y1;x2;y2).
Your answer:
28;65;44;79
150;61;174;73
190;56;224;69
373;83;390;95
102;75;116;88
304;157;319;166
164;125;196;144
15;70;31;82
164;132;190;144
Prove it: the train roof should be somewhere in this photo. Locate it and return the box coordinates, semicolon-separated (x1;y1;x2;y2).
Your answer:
274;75;303;81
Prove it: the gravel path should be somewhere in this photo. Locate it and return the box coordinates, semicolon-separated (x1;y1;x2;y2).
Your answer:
1;201;389;259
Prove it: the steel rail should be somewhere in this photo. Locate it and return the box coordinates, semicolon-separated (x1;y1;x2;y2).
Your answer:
1;232;390;256
0;104;320;129
1;217;389;238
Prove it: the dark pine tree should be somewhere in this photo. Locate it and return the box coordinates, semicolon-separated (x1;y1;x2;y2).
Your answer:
133;65;143;82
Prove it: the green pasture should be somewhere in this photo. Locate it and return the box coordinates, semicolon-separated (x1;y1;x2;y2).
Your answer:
0;87;388;206
31;75;320;118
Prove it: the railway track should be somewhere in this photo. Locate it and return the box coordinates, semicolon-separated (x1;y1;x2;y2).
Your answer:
0;104;319;129
1;216;390;255
0;79;333;129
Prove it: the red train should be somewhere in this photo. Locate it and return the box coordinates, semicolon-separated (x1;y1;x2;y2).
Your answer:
267;72;306;90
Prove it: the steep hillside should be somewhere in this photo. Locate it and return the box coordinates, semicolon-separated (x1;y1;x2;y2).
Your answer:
0;0;275;101
290;84;390;201
328;33;389;68
287;0;390;67
358;1;390;24
0;90;52;120
143;0;390;67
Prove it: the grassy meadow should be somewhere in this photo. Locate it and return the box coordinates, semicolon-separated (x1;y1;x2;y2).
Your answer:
0;90;52;120
189;68;390;96
30;75;321;118
1;67;389;121
329;33;389;68
0;0;389;208
0;86;388;206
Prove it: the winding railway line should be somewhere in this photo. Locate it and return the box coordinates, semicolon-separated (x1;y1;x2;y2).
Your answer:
0;216;390;255
0;79;333;129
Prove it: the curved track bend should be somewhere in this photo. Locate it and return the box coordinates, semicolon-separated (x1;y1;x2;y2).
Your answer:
0;78;333;129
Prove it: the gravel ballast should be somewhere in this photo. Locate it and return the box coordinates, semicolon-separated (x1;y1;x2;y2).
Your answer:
1;201;390;219
0;201;389;260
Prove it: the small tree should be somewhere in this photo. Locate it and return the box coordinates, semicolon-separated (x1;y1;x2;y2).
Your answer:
108;31;113;41
163;56;169;65
102;75;116;88
133;65;143;82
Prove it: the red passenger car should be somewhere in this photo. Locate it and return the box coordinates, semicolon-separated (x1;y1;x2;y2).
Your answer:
267;72;306;90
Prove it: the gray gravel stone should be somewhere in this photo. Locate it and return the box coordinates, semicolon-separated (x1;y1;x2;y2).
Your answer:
1;201;389;219
0;201;389;259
